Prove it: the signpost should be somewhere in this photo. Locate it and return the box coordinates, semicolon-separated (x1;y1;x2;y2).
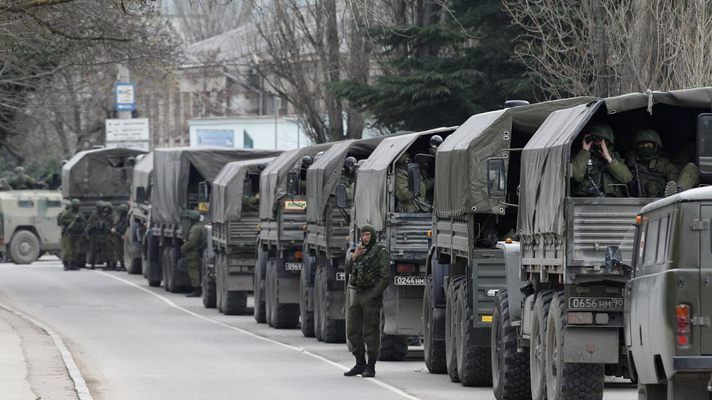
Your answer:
114;82;136;112
105;118;150;151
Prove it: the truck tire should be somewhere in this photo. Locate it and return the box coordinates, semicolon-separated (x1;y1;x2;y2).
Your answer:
456;280;492;387
162;248;172;292
446;276;463;382
313;265;323;341
423;274;447;374
253;250;267;323
148;279;161;287
127;257;142;275
223;291;248;315
637;384;667;400
531;290;555;400
268;259;300;329
266;259;275;327
9;230;40;264
545;292;604;400
316;263;344;343
299;266;315;337
202;254;217;309
492;289;531;400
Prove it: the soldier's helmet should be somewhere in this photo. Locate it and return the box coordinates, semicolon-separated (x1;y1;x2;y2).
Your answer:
633;128;663;148
343;156;357;173
118;204;129;213
15;166;24;174
429;135;444;149
396;152;411;166
95;201;105;210
71;199;81;208
301;155;314;169
584;122;615;145
186;210;201;221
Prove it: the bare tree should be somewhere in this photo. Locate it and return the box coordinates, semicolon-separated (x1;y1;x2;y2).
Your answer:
503;0;712;97
169;0;250;44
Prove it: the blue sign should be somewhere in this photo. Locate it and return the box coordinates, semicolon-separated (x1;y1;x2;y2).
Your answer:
114;82;136;112
196;129;234;147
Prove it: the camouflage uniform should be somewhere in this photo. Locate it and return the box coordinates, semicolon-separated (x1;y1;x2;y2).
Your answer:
571;122;633;197
85;202;116;269
344;224;390;377
667;144;701;196
113;204;129;271
59;199;86;270
7;167;40;190
394;153;426;212
180;210;205;297
57;204;70;268
0;178;12;191
242;194;259;212
626;129;679;198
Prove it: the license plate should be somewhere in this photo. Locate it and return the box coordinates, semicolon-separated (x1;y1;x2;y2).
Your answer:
285;263;302;271
284;200;307;211
568;297;624;311
394;276;425;286
336;272;345;281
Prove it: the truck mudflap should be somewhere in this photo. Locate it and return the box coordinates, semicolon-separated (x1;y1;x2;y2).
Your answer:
564;327;619;363
382;284;423;336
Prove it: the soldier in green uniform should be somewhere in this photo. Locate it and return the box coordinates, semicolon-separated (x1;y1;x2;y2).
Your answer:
181;210;205;298
7;167;41;190
626;128;680;197
665;143;701;196
59;199;86;270
85;202;116;270
344;224;390;378
341;156;357;202
57;203;70;268
394;153;426;212
112;204;129;271
0;178;12;191
571;122;633;197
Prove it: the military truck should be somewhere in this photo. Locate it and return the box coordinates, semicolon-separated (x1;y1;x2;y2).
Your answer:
126;152;152;276
61;147;146;267
209;157;277;314
255;143;333;328
350;127;455;360
626;185;712;400
489;88;712;400
148;147;279;293
0;190;63;264
421;99;592;387
300;137;385;341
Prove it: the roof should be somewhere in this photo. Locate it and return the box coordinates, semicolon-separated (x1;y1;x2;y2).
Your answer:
211;157;277;223
641;186;712;214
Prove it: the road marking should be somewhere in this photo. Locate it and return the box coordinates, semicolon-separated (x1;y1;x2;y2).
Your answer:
0;304;94;400
97;271;422;400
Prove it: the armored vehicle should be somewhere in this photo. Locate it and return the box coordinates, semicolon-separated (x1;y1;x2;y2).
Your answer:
352;127;455;360
422;98;592;386
491;88;712;400
62;147;146;266
126;153;152;277
301;137;385;341
255;143;333;328
209;157;277;314
0;190;63;264
148;147;279;293
626;185;712;399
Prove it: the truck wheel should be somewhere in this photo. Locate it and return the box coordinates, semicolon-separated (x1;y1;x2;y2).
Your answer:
269;259;299;329
216;253;224;313
531;290;555;400
253;250;267;323
423;274;447;374
456;280;492;386
317;264;344;343
266;259;275;327
202;254;217;309
492;289;531;400
546;292;604;400
127;257;142;274
299;266;315;337
638;384;667;400
161;248;171;291
446;276;463;382
313;265;323;341
223;291;248;315
9;230;40;264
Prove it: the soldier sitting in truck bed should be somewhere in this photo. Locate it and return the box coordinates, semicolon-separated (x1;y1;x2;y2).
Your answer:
395;153;426;212
571;122;633;197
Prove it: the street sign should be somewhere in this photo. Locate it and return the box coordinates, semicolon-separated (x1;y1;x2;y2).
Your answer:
114;82;136;112
106;118;150;141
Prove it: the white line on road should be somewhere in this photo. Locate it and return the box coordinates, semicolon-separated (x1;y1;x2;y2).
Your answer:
96;271;423;400
0;304;94;400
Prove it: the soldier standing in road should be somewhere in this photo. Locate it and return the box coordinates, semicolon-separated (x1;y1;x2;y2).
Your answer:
59;199;86;270
181;210;205;298
344;224;390;378
626;128;680;197
571;122;633;197
85;202;116;270
57;203;70;268
394;153;426;212
112;204;129;271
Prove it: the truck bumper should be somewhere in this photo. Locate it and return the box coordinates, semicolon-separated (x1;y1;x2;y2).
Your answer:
673;356;712;372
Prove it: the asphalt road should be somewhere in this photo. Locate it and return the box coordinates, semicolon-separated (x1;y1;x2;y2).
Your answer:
0;257;638;400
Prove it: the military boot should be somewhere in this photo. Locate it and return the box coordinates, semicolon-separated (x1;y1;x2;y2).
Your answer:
186;287;202;298
343;354;366;376
361;357;376;378
63;261;69;271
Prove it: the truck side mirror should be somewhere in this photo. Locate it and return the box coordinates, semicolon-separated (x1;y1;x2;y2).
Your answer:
243;178;253;197
136;187;147;203
698;113;712;177
286;171;299;197
335;184;348;208
198;181;210;203
407;163;421;195
487;158;506;200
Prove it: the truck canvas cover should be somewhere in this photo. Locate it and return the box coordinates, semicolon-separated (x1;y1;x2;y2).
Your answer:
62;147;147;199
306;137;385;224
433;98;593;218
259;143;334;220
518;88;712;237
211;157;277;223
131;152;153;203
354;127;456;230
152;147;280;224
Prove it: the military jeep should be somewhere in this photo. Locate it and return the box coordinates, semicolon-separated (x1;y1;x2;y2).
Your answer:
0;190;63;264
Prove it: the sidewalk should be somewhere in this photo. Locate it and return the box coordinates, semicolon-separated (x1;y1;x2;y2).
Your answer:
0;310;36;400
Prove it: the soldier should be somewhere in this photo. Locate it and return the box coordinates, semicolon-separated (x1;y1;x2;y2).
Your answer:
571;122;633;197
0;178;12;191
421;135;443;204
665;143;701;196
181;210;205;298
85;202;116;270
57;203;71;269
344;224;390;378
8;167;40;190
298;155;314;195
59;199;86;270
341;156;357;202
626;128;680;198
394;153;426;212
112;204;130;271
